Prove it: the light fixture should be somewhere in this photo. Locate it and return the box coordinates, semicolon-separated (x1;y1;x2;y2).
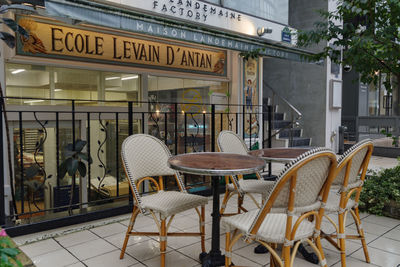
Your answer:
105;76;120;81
11;69;25;74
54;88;63;92
121;75;138;81
257;27;273;37
24;99;44;104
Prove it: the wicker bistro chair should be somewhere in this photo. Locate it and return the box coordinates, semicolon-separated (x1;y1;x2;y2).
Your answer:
217;131;275;216
321;139;373;267
119;134;208;267
222;148;338;267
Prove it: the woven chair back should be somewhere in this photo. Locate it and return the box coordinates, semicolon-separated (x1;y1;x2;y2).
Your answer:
333;139;373;190
121;134;186;210
249;148;337;233
217;130;249;155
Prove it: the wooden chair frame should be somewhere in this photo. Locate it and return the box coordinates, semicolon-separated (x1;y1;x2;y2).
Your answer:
321;142;373;267
219;173;265;216
120;171;206;267
224;152;338;267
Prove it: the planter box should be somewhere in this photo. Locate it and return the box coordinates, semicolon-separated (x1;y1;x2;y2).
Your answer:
383;200;400;219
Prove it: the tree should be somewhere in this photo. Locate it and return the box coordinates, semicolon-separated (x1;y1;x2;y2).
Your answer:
297;0;400;101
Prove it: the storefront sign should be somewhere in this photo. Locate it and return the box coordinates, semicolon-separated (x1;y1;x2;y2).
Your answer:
16;17;227;76
46;1;307;62
243;58;259;138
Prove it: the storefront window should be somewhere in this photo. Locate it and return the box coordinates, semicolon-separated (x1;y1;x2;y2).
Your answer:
6;63;140;105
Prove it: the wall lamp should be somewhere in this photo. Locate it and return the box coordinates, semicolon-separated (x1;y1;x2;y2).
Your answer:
257;27;273;37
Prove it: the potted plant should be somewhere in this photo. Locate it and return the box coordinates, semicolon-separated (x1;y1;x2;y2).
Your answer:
0;229;23;267
58;140;92;215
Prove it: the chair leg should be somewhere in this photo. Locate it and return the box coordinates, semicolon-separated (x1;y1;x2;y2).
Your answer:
315;236;327;267
225;232;231;267
338;213;346;267
160;219;167;267
200;205;206;253
120;207;139;259
270;243;278;267
220;190;230;215
353;208;370;263
282;244;291;267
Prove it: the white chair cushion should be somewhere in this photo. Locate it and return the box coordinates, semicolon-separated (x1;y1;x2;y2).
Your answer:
141;191;208;218
226;179;274;195
324;190;357;212
222;210;315;244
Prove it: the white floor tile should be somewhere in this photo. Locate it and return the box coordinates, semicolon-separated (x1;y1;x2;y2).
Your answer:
142;251;199;267
368;237;400;255
83;249;138;267
32;249;78;267
68;238;116;261
55;230;99;248
169;215;200;230
332;257;380;267
362;214;400;228
233;244;270;265
352;246;400;267
66;263;86;267
104;231;149;249
125;239;162;261
20;238;62;258
90;223;127;238
348;221;391;236
383;228;400;242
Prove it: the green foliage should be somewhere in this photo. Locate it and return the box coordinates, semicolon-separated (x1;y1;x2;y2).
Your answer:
240;48;266;61
359;164;400;215
297;0;400;92
59;140;92;179
0;235;22;267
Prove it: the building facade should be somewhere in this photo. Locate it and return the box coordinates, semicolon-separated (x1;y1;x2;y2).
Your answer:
0;0;342;233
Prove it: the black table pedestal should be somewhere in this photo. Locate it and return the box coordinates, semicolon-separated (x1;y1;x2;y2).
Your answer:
200;176;225;267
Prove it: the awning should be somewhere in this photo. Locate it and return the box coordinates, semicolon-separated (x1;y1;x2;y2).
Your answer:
44;0;312;62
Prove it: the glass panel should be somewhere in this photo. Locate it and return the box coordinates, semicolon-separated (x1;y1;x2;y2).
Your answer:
6;63;141;106
6;63;50;105
223;0;288;24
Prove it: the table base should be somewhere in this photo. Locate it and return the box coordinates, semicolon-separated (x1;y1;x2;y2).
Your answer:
200;252;225;267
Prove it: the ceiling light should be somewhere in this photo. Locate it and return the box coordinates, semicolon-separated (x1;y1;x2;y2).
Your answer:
121;75;138;81
257;27;273;37
54;89;63;91
11;69;25;74
105;76;120;81
24;99;44;104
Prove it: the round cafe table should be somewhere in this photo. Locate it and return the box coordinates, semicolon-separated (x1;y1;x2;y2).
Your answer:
168;152;265;267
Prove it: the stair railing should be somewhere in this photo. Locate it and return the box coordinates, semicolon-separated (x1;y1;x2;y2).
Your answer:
263;81;302;147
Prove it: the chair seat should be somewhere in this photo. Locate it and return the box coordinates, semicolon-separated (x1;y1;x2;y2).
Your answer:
141;191;208;218
324;190;357;212
222;210;315;244
227;179;274;195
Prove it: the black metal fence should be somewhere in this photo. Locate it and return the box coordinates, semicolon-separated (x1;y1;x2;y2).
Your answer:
0;97;273;235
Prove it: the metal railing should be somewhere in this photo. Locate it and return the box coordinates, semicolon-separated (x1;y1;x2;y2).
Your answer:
0;96;274;234
262;81;302;147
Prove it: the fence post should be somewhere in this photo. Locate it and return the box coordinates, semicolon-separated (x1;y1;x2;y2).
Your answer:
267;105;272;177
211;104;215;152
0;99;5;225
128;101;133;206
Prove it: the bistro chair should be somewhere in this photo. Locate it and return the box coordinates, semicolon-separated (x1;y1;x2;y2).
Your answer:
222;148;337;267
119;134;208;267
321;139;373;267
217;130;275;216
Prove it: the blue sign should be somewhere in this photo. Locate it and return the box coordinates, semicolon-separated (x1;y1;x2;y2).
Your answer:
281;27;292;43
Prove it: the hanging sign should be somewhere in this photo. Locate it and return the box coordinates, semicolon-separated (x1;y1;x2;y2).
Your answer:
16;17;227;76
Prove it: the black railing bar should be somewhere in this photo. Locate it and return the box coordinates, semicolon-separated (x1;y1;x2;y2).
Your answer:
87;113;91;203
116;112;120;197
2;96;266;108
56;112;60;188
18;112;24;214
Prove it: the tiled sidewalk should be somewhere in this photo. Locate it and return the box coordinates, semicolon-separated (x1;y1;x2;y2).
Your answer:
12;156;400;267
13;194;400;267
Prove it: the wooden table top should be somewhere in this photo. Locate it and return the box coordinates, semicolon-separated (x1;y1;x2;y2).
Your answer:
248;148;311;163
168;152;265;176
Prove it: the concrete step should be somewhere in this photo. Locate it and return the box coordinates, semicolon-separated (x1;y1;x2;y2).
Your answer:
280;137;311;147
278;128;302;138
272;120;291;129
